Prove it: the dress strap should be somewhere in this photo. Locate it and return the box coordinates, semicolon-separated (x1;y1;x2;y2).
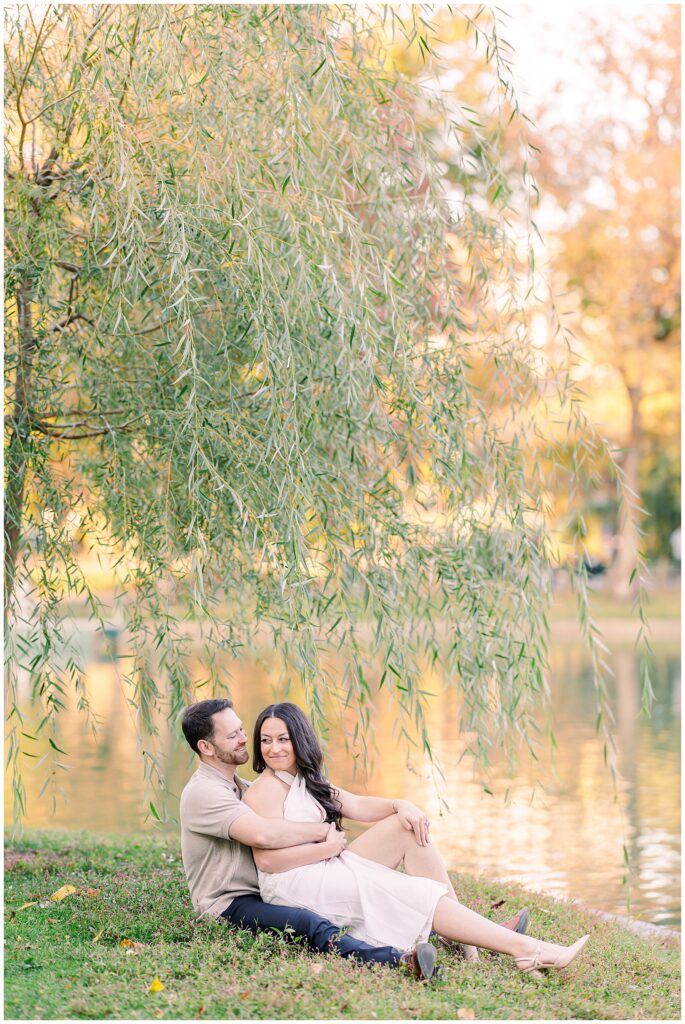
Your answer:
271;769;296;787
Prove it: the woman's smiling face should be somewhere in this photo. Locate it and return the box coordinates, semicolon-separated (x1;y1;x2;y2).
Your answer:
260;716;297;774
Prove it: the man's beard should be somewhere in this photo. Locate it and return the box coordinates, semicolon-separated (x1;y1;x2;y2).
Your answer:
214;747;249;766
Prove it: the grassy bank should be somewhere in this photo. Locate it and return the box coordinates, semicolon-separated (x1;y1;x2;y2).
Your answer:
550;586;680;622
4;830;680;1020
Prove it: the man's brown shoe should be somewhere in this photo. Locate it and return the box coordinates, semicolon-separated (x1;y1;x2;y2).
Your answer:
400;941;438;981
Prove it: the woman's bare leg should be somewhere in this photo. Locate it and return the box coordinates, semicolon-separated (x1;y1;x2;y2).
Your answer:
347;816;479;959
348;824;571;963
432;897;565;960
347;815;457;895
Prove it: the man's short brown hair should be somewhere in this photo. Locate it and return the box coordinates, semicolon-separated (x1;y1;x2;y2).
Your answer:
181;699;234;754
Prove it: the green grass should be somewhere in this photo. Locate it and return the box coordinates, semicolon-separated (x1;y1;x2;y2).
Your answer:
4;830;680;1020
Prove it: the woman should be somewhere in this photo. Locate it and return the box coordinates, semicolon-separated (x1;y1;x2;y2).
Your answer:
243;702;590;974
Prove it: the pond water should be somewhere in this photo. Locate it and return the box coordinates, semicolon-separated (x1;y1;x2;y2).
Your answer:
4;620;680;929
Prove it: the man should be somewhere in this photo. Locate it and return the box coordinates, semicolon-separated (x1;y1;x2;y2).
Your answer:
179;698;528;978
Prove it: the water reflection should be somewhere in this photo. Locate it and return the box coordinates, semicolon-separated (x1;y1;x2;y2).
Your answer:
4;624;680;928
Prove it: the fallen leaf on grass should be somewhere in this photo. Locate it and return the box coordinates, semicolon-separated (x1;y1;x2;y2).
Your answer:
119;938;144;949
50;885;77;902
47;918;58;924
490;899;505;910
149;976;165;993
80;887;100;898
16;902;38;912
457;1009;476;1020
93;929;104;943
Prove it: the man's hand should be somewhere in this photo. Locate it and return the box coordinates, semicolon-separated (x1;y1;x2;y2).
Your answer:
324;820;347;858
395;800;431;846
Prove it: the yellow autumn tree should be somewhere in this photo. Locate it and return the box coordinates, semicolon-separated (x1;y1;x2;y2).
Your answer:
528;8;680;594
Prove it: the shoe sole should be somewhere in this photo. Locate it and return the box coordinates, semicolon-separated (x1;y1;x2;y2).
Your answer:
514;908;530;935
415;941;437;981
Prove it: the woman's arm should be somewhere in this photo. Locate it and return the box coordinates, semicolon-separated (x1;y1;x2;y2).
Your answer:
244;774;347;873
336;788;431;846
254;822;347;873
242;772;288;819
335;788;395;822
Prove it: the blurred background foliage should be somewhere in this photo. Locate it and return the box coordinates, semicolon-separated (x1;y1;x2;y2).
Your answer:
528;7;680;585
381;5;680;583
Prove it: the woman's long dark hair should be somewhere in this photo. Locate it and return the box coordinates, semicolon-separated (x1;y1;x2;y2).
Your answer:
252;702;343;830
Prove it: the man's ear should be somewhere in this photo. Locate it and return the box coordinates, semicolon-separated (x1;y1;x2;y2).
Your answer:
197;737;212;757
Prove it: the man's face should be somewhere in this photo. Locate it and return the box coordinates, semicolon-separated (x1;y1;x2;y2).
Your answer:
201;707;249;766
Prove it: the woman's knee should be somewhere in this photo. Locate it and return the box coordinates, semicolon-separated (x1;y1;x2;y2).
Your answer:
359;814;408;852
378;813;407;837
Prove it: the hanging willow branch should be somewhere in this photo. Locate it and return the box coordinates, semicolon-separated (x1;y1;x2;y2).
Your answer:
4;3;650;826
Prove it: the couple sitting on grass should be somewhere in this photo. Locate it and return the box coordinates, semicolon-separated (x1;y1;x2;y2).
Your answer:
180;698;589;980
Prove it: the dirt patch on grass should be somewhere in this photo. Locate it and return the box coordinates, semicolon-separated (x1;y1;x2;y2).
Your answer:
4;849;63;871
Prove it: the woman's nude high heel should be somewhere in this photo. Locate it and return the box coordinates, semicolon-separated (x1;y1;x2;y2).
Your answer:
515;934;589;975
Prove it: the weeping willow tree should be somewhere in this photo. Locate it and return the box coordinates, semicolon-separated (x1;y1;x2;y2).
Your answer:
4;4;650;824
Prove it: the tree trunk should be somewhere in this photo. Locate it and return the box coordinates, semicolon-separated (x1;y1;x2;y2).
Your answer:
609;381;642;599
4;280;37;624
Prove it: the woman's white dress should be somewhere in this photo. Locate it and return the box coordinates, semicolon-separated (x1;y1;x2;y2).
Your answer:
257;771;447;950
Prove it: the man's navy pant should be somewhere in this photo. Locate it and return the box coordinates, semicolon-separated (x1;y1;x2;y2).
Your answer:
221;894;402;966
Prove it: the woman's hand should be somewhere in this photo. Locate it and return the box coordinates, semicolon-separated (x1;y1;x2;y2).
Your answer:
394;800;431;846
324;820;347;858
